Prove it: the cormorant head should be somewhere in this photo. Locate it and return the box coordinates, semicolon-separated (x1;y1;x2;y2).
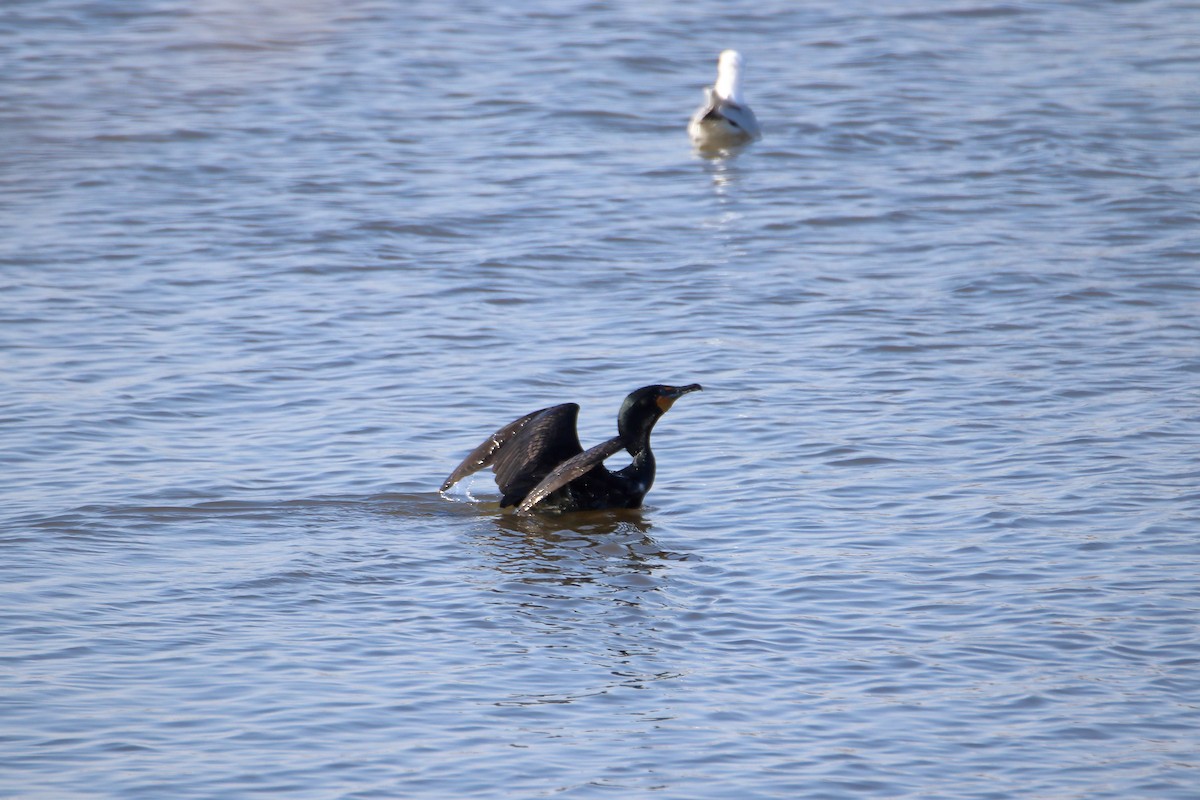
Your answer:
618;384;703;449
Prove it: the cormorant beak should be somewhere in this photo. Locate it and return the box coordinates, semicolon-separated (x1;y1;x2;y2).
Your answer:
656;383;703;412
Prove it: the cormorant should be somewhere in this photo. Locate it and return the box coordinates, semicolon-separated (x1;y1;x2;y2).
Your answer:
440;384;702;514
688;50;761;150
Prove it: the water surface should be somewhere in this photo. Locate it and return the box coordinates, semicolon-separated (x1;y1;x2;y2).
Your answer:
3;1;1199;797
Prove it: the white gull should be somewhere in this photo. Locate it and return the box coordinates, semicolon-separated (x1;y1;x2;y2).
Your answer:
688;50;761;149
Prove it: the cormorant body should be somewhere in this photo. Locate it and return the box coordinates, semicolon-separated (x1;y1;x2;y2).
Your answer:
688;50;761;150
441;384;702;514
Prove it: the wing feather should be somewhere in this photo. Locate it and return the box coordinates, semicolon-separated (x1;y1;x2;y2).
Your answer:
516;436;625;514
440;407;547;492
441;403;585;509
492;404;582;505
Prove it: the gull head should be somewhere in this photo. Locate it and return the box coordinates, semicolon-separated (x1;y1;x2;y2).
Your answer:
714;49;746;104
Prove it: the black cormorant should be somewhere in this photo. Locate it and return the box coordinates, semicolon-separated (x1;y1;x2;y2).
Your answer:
440;384;702;514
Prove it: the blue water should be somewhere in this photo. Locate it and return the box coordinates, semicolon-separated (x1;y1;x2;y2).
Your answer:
3;1;1199;797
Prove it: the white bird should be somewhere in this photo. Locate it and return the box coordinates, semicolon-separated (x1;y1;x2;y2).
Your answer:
688;50;761;150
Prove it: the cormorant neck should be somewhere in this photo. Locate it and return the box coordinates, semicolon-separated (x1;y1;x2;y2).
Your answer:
618;410;661;458
624;428;653;458
618;442;656;491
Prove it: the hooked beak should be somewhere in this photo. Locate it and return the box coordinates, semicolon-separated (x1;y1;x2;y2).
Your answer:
656;384;703;413
668;383;703;398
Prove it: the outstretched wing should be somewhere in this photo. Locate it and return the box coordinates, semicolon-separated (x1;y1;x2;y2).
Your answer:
492;404;582;506
441;403;584;508
440;407;547;492
516;436;625;514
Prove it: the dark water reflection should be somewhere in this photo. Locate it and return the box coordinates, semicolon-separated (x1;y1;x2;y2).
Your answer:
479;510;677;624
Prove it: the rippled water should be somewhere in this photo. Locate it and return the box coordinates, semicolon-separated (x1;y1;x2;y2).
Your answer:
4;1;1200;797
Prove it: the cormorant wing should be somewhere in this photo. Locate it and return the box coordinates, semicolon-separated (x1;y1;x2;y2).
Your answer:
440;406;549;492
516;435;625;514
492;403;583;506
441;402;585;509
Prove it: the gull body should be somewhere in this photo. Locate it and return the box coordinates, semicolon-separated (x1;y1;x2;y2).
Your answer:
688;50;761;149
